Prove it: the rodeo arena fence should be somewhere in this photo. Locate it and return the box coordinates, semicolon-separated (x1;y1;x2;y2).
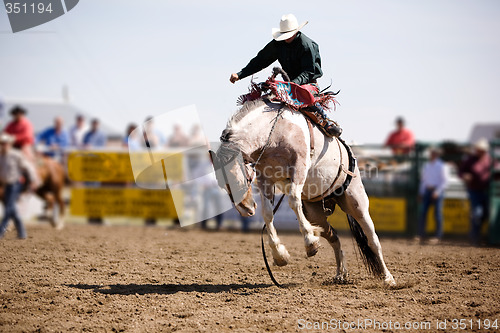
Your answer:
57;140;500;244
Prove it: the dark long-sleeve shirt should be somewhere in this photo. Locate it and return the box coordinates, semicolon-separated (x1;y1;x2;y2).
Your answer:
459;154;492;191
237;32;323;85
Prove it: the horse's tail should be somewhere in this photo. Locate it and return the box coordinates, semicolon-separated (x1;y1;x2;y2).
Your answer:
346;214;384;277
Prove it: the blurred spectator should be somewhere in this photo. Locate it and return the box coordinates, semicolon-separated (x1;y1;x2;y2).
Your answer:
168;124;188;148
190;155;224;230
0;133;36;240
385;117;415;155
189;124;207;147
416;147;448;244
4;106;35;160
69;114;88;148
141;117;166;225
82;119;107;224
123;123;141;151
143;116;165;149
240;216;254;233
459;138;492;246
83;118;107;148
36;117;69;161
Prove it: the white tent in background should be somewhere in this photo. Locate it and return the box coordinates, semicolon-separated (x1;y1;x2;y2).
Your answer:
469;123;500;143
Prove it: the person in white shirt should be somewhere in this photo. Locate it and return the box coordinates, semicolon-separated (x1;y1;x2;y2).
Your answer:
69;114;88;148
189;155;224;230
417;147;448;243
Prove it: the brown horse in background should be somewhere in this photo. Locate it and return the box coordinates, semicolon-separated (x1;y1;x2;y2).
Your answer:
0;154;66;229
34;155;66;229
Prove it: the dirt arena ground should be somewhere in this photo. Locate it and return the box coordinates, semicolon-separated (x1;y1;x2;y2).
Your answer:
0;224;499;332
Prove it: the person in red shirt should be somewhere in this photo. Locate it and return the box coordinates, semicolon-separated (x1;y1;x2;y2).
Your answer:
385;117;415;155
4;106;35;160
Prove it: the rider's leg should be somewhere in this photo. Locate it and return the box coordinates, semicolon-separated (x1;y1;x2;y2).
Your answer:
308;104;342;138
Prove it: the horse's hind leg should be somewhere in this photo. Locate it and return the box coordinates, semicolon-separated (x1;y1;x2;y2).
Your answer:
303;201;348;281
351;212;395;286
337;180;396;287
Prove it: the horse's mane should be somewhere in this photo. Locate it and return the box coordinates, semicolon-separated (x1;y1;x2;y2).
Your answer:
227;98;267;129
216;99;268;164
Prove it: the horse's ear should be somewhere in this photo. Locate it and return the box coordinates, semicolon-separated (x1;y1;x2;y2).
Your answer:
220;129;232;142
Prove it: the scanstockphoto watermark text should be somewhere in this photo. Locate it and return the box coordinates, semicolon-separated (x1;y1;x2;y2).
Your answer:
298;318;499;331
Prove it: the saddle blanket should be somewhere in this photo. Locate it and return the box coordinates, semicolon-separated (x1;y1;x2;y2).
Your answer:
268;81;318;108
238;76;337;112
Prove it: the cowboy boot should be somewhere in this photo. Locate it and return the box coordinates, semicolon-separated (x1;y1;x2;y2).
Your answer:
308;104;342;138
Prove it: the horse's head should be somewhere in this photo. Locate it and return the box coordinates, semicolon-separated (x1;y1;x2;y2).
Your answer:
210;144;256;217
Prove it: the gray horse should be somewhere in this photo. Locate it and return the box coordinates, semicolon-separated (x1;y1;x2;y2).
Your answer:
213;98;396;287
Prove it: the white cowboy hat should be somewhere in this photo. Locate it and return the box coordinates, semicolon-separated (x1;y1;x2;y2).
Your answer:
272;14;308;41
474;138;489;152
0;133;14;143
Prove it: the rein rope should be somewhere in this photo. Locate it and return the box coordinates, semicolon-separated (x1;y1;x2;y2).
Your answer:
250;104;284;172
261;193;286;288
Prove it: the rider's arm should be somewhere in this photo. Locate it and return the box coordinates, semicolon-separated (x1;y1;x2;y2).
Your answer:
237;40;278;80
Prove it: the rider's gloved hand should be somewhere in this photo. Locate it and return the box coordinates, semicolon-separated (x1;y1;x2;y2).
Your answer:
230;73;239;83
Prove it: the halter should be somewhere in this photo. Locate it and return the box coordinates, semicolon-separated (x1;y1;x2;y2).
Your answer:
209;102;285;207
208;145;253;206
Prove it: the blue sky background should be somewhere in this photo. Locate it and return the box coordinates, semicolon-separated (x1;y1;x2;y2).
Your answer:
0;0;499;144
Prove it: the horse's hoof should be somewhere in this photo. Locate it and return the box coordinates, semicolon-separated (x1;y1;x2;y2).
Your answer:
306;240;320;257
49;219;57;228
273;244;290;266
383;274;396;288
335;270;348;283
272;244;290;267
273;257;288;267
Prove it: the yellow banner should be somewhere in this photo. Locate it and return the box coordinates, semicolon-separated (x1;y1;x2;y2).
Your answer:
425;198;470;234
70;187;181;218
67;151;184;183
328;197;407;232
327;197;473;234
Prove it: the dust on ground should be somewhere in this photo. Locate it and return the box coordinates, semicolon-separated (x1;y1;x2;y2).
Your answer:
1;225;499;332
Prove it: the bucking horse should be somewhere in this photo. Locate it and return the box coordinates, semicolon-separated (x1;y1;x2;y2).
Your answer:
210;70;396;287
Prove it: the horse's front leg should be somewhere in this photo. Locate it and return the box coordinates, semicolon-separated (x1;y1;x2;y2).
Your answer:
288;183;323;257
41;191;57;228
54;191;65;230
258;180;290;266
